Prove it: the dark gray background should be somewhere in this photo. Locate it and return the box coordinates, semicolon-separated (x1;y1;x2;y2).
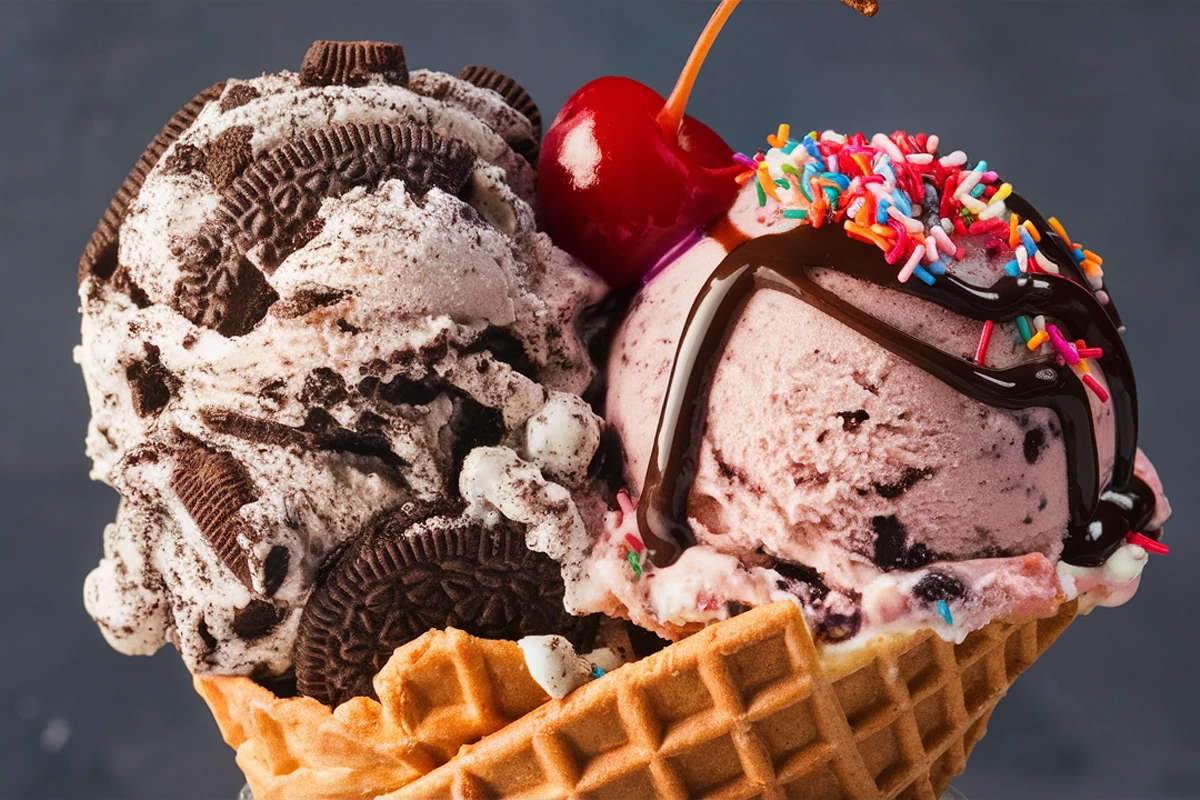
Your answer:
1;1;1196;798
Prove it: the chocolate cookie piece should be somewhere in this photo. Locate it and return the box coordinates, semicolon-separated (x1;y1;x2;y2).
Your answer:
200;407;409;471
300;40;408;88
174;234;279;337
78;82;225;285
912;571;967;604
232;599;285;640
301;367;349;407
170;436;256;587
124;343;179;417
270;286;348;320
294;504;596;707
262;545;290;598
458;65;541;163
458;65;542;140
162;143;206;175
200;408;309;450
106;264;151;309
773;559;831;603
218;83;261;113
871;514;935;571
173;123;475;337
203;125;254;190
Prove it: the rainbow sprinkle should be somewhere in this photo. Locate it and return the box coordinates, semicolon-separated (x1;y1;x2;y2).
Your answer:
733;127;1118;404
614;490;646;577
974;320;995;366
1080;373;1109;402
937;599;953;625
1127;531;1169;555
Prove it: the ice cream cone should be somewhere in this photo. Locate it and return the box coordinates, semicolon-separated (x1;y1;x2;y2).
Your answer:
72;18;1166;800
385;599;1078;800
198;598;1076;800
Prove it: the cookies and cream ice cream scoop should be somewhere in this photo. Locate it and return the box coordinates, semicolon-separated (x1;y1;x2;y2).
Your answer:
76;40;607;680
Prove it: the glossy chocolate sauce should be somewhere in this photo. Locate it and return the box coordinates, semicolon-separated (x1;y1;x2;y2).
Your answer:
636;194;1154;569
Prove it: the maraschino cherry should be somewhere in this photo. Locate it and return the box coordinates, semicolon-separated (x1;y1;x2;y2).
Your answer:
538;0;744;287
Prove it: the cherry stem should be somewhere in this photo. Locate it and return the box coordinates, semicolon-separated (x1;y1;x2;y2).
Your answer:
656;0;741;142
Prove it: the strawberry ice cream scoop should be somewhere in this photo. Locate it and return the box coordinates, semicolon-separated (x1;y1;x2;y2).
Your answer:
569;129;1169;646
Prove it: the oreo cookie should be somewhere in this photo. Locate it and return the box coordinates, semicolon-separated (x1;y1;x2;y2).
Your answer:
294;504;596;707
170;436;257;587
173;123;475;336
200;407;310;450
457;65;542;140
300;40;408;88
200;407;408;471
78;82;225;285
173;235;278;337
458;65;541;163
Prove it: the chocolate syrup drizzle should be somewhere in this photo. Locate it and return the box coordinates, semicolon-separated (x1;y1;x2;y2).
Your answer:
636;194;1155;570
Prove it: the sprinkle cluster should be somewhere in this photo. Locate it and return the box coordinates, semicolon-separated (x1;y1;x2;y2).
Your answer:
734;126;1111;403
614;491;646;577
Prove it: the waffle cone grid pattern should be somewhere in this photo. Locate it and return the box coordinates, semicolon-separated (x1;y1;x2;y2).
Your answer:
389;600;1078;800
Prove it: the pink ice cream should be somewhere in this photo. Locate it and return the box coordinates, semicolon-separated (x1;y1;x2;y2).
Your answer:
569;131;1170;647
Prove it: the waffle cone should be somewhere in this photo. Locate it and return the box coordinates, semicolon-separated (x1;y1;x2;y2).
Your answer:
385;599;1078;800
195;627;551;800
198;599;1076;799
